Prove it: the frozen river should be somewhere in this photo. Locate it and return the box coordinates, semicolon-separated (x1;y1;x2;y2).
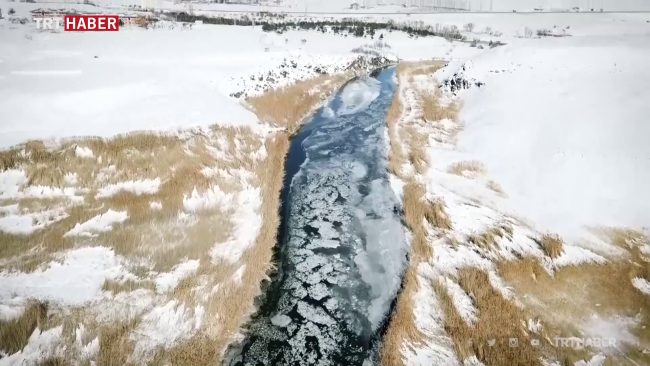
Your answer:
231;67;407;366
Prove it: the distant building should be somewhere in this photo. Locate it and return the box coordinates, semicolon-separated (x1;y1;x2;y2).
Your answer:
29;8;66;21
30;8;102;22
119;13;139;25
30;7;151;26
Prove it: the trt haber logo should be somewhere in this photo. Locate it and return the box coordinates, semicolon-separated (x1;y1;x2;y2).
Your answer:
36;15;120;31
35;17;63;30
65;15;119;31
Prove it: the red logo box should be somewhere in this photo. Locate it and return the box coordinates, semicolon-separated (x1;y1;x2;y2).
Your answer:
65;15;119;31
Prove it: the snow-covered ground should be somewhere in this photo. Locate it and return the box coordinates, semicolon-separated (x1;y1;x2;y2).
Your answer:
0;4;484;363
458;33;650;245
10;0;650;13
2;1;650;364
381;10;650;366
0;6;491;147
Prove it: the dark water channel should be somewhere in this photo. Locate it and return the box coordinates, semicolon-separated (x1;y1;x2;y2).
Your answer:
230;67;407;366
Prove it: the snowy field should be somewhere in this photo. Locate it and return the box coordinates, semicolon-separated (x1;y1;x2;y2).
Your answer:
1;1;650;364
380;10;650;366
458;34;650;245
0;7;408;364
8;0;650;13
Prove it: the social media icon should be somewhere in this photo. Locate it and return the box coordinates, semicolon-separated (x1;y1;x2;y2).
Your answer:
509;338;519;348
531;339;540;347
487;339;496;347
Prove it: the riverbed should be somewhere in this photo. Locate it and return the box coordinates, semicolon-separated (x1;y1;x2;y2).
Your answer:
231;67;406;366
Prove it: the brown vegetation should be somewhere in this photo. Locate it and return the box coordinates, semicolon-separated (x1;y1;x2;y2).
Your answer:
101;279;157;294
96;320;138;366
381;265;426;366
246;73;350;132
468;223;513;251
421;90;459;123
381;61;460;365
435;268;541;365
538;233;565;259
487;180;505;195
410;64;445;77
405;127;428;175
498;230;650;365
0;75;344;363
383;59;649;366
0;302;48;355
386;73;406;176
447;160;486;177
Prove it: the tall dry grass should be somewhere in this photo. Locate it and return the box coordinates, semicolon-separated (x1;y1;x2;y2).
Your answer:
467;224;513;251
487;180;505;195
447;160;486;177
381;62;459;365
0;129;248;362
246;74;350;133
421;90;458;123
381;265;426;366
386;91;406;176
90;78;336;364
144;74;344;364
0;302;48;355
410;64;445;77
0;131;239;272
383;59;649;366
147;135;290;366
435;268;542;365
96;320;138;366
538;233;565;259
498;230;650;364
405;127;428;175
0;74;348;364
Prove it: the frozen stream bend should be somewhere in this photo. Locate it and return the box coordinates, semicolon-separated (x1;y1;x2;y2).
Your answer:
232;68;406;365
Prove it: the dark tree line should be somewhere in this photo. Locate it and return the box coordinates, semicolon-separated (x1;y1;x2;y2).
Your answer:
168;12;463;40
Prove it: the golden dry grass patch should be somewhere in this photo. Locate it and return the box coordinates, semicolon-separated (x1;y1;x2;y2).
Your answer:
383;60;649;366
0;205;102;271
0;302;48;356
405;127;428;175
467;223;513;251
433;268;549;365
487;180;505;196
380;265;427;366
421;90;459;124
591;226;649;253
1;134;185;189
0;125;273;263
498;243;650;365
386;61;453;177
382;61;460;365
386;85;406;176
1;72;346;364
410;64;445;77
0;129;256;362
447;160;486;177
96;320;138;366
538;233;565;259
246;73;351;133
139;130;291;366
101;279;157;295
40;357;70;366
